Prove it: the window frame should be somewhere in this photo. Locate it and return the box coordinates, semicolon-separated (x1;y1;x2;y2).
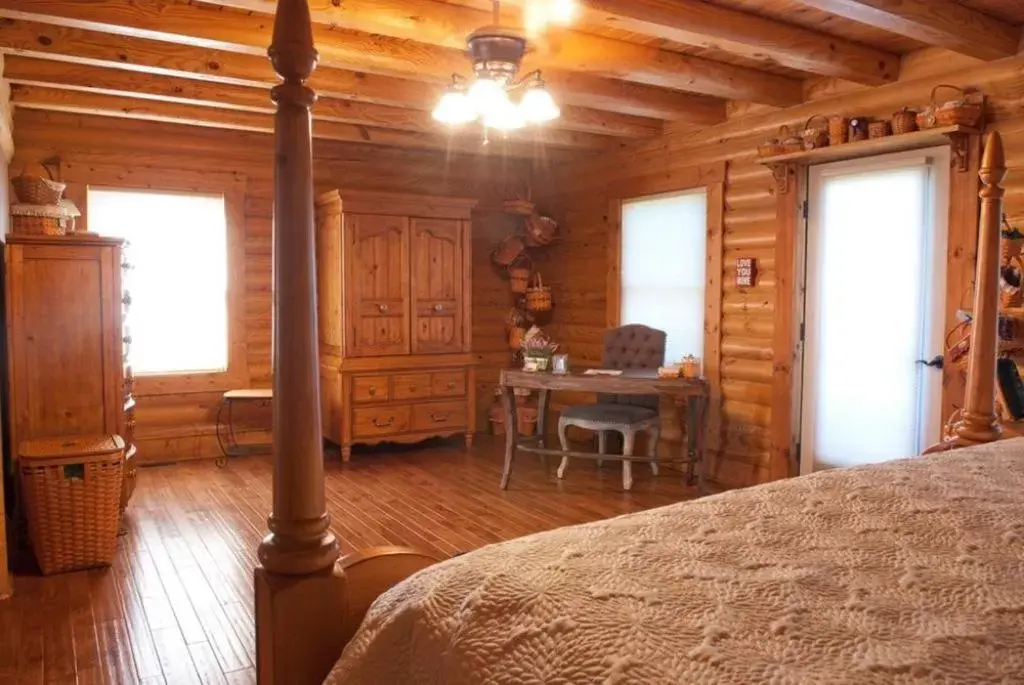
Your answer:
81;178;249;397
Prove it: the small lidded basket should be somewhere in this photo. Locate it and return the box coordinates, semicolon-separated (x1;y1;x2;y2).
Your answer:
868;119;891;139
892;107;918;135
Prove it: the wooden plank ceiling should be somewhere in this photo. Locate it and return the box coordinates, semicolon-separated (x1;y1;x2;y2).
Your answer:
0;0;1020;158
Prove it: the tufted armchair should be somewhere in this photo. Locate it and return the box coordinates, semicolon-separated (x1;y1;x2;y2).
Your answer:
556;324;666;490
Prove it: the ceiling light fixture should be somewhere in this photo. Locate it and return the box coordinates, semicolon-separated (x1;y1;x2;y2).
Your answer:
432;0;566;139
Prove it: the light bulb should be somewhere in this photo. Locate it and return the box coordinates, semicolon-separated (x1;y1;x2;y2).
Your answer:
483;97;525;131
519;85;560;123
468;78;509;117
432;89;475;126
550;0;576;24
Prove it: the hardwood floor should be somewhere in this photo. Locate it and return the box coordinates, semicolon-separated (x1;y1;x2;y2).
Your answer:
0;437;700;684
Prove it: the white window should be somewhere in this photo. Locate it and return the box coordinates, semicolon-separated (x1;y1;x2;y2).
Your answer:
620;190;707;363
88;188;229;376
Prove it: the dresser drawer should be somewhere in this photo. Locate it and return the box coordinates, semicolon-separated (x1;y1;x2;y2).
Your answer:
352;405;411;438
412;401;467;432
392;373;432;400
352;375;389;403
431;370;466;398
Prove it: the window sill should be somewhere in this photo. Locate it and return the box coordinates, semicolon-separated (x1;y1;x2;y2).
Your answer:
133;369;249;397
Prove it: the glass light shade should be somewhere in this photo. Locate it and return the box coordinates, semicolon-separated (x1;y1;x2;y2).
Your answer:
468;78;508;117
519;85;560;123
483;97;525;131
432;89;476;125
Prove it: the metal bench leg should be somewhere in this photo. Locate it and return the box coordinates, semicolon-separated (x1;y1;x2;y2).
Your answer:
557;417;571;479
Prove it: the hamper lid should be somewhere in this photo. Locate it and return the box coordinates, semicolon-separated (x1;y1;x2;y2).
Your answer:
20;434;125;461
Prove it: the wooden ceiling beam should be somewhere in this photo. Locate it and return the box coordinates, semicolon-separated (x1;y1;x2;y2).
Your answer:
795;0;1022;61
0;16;721;124
576;0;899;85
0;0;802;106
8;84;603;158
1;55;661;138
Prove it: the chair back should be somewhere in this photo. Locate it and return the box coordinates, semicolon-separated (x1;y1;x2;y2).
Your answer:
598;324;666;409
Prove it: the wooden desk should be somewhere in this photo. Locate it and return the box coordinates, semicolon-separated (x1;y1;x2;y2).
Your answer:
499;369;710;493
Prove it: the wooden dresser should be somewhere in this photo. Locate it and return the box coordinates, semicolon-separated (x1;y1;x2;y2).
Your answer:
315;189;477;460
4;235;136;497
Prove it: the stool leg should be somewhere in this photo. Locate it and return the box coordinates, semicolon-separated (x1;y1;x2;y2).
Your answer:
557;418;571;479
622;430;635;491
648;424;660;476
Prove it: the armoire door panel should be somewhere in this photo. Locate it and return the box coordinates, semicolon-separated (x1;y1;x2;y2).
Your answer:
345;214;410;357
410;218;463;354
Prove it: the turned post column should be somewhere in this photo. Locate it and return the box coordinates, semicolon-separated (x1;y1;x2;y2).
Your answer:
956;131;1006;445
258;0;338;575
255;2;345;683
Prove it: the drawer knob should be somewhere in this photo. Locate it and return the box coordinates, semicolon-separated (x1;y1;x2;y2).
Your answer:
368;386;377;395
378;303;390;314
372;417;395;428
430;413;450;423
433;304;445;313
409;385;417;392
447;381;456;389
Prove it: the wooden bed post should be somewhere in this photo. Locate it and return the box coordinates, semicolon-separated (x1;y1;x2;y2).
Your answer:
253;1;346;683
926;131;1006;453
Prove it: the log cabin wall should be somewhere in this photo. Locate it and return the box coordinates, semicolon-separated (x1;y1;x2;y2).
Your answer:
9;108;530;463
536;49;1024;489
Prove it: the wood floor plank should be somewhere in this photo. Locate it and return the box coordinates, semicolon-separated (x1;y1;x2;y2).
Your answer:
0;438;698;683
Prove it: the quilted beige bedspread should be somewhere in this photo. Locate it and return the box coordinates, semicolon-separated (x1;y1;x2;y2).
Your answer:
327;441;1024;684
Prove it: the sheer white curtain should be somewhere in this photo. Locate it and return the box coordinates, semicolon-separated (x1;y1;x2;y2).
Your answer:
620;190;707;363
803;154;946;470
88;188;229;375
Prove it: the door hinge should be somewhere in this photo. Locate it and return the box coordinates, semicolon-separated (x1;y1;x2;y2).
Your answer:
801;200;809;220
799;321;806;342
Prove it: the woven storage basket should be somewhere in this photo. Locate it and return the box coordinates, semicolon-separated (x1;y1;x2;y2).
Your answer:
917;85;983;130
524;214;557;246
868;120;891;139
509;266;531;294
11;165;65;205
828;116;850;145
492;234;525;266
892;107;918;135
12;215;66;236
777;125;802;154
20;435;124;575
508;326;526;350
801;114;830;150
524;273;552;312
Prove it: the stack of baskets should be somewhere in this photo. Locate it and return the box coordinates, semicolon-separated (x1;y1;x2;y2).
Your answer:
10;164;79;236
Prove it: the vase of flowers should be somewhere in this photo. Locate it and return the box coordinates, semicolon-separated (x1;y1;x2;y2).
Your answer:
521;326;558;372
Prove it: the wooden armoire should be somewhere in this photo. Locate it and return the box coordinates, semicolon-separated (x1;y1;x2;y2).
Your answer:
4;235;135;475
315;189;477;460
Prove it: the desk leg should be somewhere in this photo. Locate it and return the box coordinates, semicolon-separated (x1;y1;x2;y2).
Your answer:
500;385;519;490
536;389;551;471
689;395;709;495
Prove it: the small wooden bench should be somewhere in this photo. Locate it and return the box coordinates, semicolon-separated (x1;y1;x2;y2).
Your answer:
216;389;273;460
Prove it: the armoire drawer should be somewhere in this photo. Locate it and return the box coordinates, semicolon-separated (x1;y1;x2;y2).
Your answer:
352;375;389;403
352;405;411;438
412;401;467;432
392;373;432;400
431;371;466;398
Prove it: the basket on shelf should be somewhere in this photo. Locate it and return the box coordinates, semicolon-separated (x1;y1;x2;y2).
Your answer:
757;137;784;158
778;125;803;154
509;266;531;294
892;107;918;135
524;214;558;246
19;435;125;575
11;199;81;237
917;85;983;130
492;234;525;266
11;164;65;206
828;116;850;145
524;273;552;312
868;120;892;139
801;115;830;150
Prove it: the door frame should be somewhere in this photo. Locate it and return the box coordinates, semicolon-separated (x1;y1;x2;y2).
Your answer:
795;146;952;474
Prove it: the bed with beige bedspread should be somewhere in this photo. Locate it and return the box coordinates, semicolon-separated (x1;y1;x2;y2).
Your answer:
327;440;1024;684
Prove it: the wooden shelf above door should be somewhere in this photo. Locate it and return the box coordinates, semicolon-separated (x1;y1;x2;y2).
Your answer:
760;125;979;167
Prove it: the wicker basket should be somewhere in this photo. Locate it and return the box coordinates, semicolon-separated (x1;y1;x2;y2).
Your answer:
801;115;830;150
11;165;65;206
757;138;783;158
12;215;67;236
828;116;850;145
892;107;918;135
524;214;557;246
525;273;552;312
503;198;535;216
917;85;983;130
492;234;525;267
868;120;891;139
778;125;803;154
19;435;125;575
509;266;531;294
508;326;526;350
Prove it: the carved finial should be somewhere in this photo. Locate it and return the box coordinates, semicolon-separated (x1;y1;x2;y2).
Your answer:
980;130;1006;191
269;0;319;83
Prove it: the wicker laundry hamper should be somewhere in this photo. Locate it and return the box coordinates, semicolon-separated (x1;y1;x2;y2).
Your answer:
19;435;125;575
